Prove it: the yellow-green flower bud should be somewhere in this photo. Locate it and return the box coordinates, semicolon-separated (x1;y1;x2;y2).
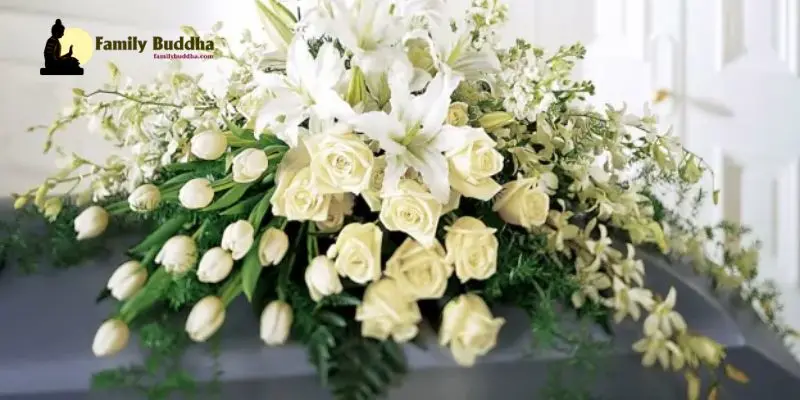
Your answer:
478;112;515;131
405;38;435;73
13;195;28;210
43;197;63;222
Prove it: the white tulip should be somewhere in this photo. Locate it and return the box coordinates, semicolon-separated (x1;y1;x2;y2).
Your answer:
92;319;130;357
156;235;198;275
259;300;293;346
304;256;343;302
258;227;289;266
107;261;148;300
232;148;269;183
190;130;228;160
221;220;255;260
197;247;234;283
74;206;109;240
179;178;215;210
128;184;161;212
185;296;226;342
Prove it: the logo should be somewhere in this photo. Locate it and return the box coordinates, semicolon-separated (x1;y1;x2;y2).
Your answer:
40;19;93;75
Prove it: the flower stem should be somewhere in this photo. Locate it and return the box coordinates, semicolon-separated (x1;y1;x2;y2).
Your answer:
220;272;243;305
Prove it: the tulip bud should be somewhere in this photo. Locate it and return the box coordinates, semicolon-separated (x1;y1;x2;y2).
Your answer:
92;319;130;357
179;178;214;209
232;149;269;183
259;300;293;346
478;111;515;131
43;197;63;222
190;131;228;161
197;247;234;283
128;184;162;212
185;296;226;342
13;195;28;209
156;235;198;275
221;220;255;260
258;227;289;266
304;256;343;302
74;206;109;240
107;261;148;300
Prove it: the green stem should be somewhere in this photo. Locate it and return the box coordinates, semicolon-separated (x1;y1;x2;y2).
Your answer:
220;272;243;306
306;223;319;263
85;89;216;111
192;219;211;241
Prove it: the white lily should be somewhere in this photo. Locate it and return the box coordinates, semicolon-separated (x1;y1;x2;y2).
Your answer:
349;64;492;204
253;38;352;147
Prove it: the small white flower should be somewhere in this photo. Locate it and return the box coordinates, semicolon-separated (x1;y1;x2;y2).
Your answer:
304;256;343;302
128;184;161;212
156;235;198;275
190;131;228;161
259;300;293;346
221;220;255;260
258;227;290;266
179;178;215;209
74;206;109;240
107;260;148;301
185;296;226;342
92;319;130;357
643;287;687;337
197;247;234;283
232;148;269;183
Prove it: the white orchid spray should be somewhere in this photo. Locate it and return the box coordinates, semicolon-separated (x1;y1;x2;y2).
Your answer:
13;0;790;399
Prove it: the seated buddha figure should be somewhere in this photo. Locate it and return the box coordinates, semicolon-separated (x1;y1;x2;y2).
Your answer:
41;19;83;75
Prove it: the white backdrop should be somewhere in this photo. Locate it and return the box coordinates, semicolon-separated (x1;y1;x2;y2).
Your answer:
1;0;799;285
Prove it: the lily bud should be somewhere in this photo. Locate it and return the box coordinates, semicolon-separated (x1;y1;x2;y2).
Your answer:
256;0;296;51
179;178;214;210
221;220;255;260
156;235;198;275
478;111;515;131
259;300;293;346
128;184;161;212
446;102;470;127
258;227;289;266
185;296;226;342
74;206;109;240
92;319;130;357
43;197;63;222
107;261;148;300
304;256;343;302
197;247;234;283
190;130;228;161
346;67;368;107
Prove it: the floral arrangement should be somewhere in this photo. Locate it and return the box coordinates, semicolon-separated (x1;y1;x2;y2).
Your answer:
5;0;798;399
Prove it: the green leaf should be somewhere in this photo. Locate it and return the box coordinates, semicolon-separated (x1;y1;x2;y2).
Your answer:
241;241;263;302
202;182;254;212
95;288;112;304
72;88;86;97
713;189;721;205
219;194;262;216
159;171;196;189
120;268;172;322
128;215;190;256
247;187;276;228
316;311;347;328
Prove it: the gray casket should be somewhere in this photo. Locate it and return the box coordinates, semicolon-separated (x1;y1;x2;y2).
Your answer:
1;200;799;400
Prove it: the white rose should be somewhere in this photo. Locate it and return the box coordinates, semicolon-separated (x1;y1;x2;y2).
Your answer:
74;206;109;240
385;238;452;300
444;217;499;283
107;260;148;300
326;222;382;284
492;178;550;229
271;167;332;221
306;132;374;194
221;220;255;260
232;148;269;183
179;178;215;209
447;136;504;201
196;247;234;283
439;293;506;367
128;184;161;212
156;235;198;275
361;155;386;212
258;227;289;266
316;193;354;233
355;278;422;343
185;295;226;342
304;256;343;302
92;319;130;357
259;300;293;346
190;130;228;160
379;179;442;247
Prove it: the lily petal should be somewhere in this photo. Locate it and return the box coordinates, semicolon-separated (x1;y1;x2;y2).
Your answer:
404;147;450;203
350;111;406;154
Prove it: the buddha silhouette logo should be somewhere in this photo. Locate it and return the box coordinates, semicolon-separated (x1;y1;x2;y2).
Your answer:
40;19;93;75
